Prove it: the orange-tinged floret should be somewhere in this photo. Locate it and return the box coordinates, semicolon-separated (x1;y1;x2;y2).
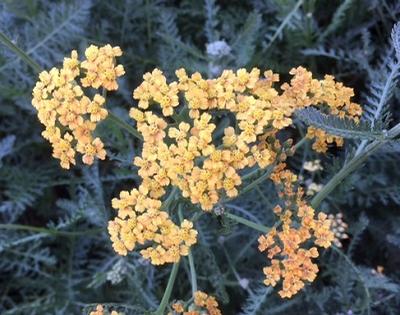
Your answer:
258;166;334;298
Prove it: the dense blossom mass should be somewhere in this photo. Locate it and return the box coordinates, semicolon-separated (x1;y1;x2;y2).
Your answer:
109;66;360;268
32;45;124;168
31;46;362;299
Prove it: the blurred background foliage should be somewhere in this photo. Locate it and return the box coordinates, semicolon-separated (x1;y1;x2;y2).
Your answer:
1;0;400;314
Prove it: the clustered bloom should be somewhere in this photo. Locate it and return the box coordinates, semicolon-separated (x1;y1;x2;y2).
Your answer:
109;66;360;269
30;46;362;302
170;291;222;315
89;305;120;315
258;164;335;298
328;212;349;248
32;45;125;169
108;187;197;265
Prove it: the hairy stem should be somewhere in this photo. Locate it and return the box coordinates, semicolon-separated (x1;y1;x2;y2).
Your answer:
187;249;198;296
177;204;198;296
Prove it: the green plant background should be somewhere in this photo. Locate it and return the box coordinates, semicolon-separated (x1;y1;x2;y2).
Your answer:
1;0;400;314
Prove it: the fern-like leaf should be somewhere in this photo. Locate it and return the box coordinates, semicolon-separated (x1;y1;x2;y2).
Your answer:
296;108;385;140
231;11;261;67
239;286;272;315
204;0;220;42
320;0;356;40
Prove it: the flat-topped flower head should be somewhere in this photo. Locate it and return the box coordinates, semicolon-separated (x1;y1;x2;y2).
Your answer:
32;45;125;168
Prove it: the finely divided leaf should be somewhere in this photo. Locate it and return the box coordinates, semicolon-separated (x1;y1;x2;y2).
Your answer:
296;107;385;140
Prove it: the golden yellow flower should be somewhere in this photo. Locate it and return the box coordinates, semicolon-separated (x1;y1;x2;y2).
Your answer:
81;44;125;90
32;45;125;168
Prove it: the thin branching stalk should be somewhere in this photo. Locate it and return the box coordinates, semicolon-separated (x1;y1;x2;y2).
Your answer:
178;204;198;296
311;122;400;208
161;186;179;211
154;261;180;315
225;212;269;233
187;248;197;296
0;30;42;73
107;111;143;141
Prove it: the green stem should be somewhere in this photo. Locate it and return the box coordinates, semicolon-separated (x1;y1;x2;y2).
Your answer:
107;111;143;141
0;223;103;237
0;31;42;73
188;249;197;296
225;212;269;233
177;204;197;296
154;261;180;315
311;123;400;209
238;164;276;197
293;136;308;151
161;187;179;211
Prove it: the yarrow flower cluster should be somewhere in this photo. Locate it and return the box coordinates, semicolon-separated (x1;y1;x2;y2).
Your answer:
31;46;362;299
108;188;197;265
258;164;335;298
170;291;222;315
108;66;359;265
32;45;125;169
